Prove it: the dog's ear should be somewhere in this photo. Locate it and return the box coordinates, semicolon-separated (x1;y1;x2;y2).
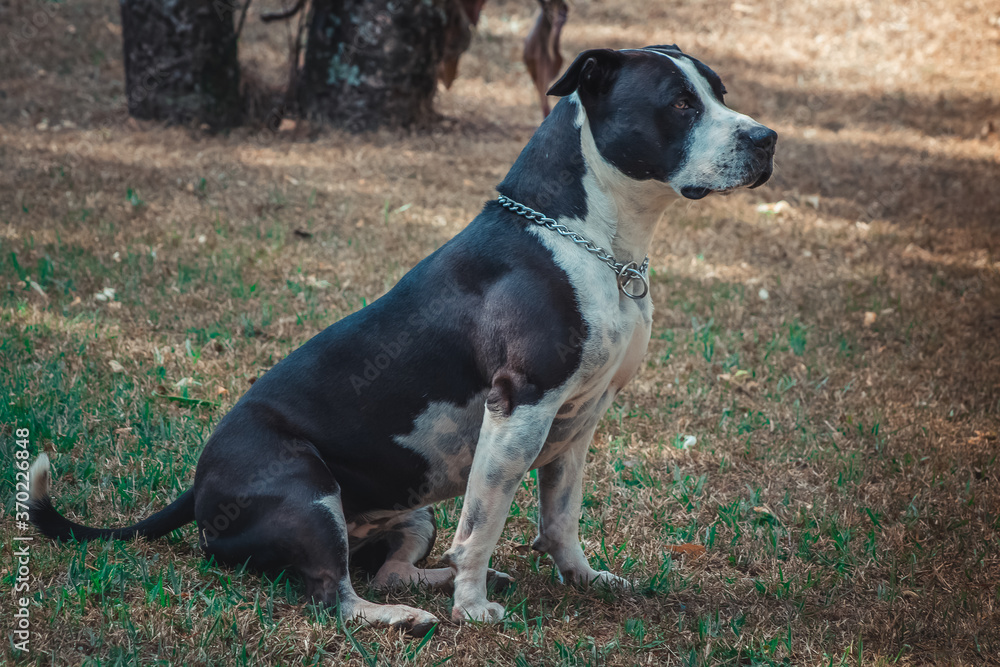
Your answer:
546;48;623;98
644;44;684;54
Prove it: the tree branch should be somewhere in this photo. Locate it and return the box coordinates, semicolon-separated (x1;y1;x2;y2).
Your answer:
261;0;305;23
235;0;252;39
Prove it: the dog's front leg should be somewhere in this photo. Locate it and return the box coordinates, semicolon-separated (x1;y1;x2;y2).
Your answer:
443;399;558;623
534;434;631;589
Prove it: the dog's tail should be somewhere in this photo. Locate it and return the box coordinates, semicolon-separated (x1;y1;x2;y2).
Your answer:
28;453;195;542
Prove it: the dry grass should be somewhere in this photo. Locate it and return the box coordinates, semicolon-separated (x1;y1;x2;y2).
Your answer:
2;0;999;665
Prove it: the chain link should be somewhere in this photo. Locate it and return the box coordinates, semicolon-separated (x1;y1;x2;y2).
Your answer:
497;194;650;300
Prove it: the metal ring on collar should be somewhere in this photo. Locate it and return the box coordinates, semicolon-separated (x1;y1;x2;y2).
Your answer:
617;262;649;300
498;194;651;300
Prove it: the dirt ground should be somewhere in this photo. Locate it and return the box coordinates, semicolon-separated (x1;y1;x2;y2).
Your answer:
2;0;999;665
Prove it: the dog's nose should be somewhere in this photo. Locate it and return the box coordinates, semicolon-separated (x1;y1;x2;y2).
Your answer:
748;126;777;153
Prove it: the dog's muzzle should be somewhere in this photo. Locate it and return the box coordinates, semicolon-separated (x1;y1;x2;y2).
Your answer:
746;125;777;190
681;125;777;200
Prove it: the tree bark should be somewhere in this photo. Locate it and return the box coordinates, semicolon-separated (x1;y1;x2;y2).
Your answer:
299;0;448;131
119;0;242;129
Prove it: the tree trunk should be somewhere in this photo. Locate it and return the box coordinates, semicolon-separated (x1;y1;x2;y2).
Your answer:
119;0;242;130
299;0;448;131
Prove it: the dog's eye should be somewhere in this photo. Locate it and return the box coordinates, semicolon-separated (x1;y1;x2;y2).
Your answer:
672;100;691;110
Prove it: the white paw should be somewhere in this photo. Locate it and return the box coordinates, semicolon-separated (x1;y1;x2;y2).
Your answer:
451;600;506;623
486;568;514;592
590;570;632;589
390;608;440;637
565;568;632;590
347;601;439;637
372;565;454;591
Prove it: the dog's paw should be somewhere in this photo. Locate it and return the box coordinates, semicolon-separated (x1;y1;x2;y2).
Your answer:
372;565;454;591
563;568;632;590
486;568;514;593
388;608;441;637
347;600;440;637
588;570;632;590
451;600;505;624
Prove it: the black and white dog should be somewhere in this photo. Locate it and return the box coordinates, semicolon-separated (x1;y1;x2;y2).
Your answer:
30;46;775;636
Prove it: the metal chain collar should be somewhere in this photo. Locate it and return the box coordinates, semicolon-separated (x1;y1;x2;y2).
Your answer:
497;194;650;300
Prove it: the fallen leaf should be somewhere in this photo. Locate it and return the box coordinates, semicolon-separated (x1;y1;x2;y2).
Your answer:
306;275;331;289
151;391;219;409
109;360;125;373
756;200;791;215
29;280;48;300
718;370;751;384
93;287;116;302
666;544;707;559
968;430;997;446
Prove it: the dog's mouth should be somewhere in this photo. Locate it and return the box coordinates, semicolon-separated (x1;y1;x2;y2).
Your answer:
679;160;774;200
747;163;773;189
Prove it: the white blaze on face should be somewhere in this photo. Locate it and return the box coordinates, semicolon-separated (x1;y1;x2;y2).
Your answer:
655;51;767;194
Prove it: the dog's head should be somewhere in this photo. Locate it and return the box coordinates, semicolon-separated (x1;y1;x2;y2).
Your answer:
548;46;776;200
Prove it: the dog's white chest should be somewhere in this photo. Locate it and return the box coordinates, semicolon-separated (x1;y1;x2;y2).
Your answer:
532;264;653;469
608;302;652;391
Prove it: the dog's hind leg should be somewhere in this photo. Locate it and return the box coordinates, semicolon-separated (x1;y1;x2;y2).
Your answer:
368;507;452;590
310;495;440;636
199;468;439;636
365;507;514;593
